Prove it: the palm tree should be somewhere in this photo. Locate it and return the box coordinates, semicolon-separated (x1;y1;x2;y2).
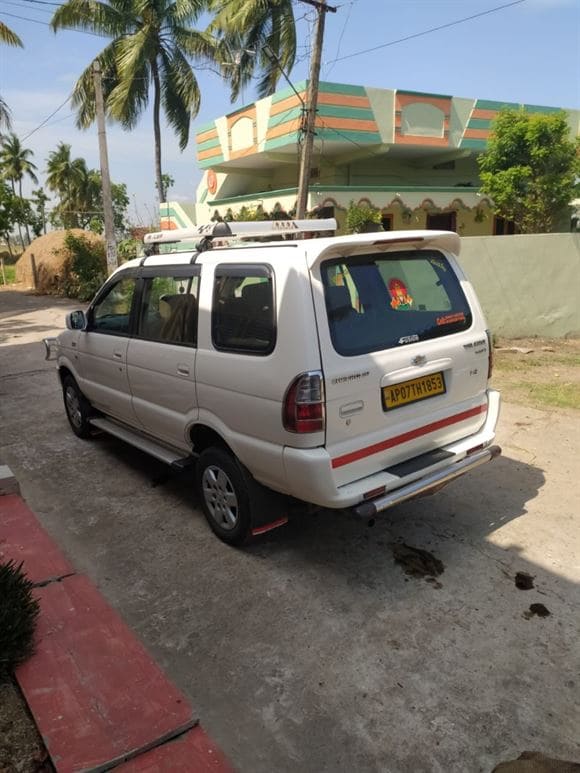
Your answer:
51;0;216;203
0;133;38;244
208;0;297;101
31;187;50;235
0;22;23;130
46;142;91;228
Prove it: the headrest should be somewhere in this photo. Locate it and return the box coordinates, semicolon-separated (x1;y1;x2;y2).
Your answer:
241;281;271;309
325;285;352;315
159;293;195;319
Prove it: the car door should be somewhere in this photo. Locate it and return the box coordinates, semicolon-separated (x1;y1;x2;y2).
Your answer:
75;270;141;425
126;267;200;451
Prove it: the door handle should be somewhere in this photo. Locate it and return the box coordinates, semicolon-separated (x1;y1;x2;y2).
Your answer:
177;365;190;376
113;351;123;360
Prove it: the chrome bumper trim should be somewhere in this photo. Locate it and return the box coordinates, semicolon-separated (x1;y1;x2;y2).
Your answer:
353;445;502;519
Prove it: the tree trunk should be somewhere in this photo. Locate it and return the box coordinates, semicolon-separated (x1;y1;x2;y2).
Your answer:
151;58;164;211
19;179;31;245
6;234;13;258
10;178;24;248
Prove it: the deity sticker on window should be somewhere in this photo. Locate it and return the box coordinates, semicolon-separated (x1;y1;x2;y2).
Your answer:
388;278;413;310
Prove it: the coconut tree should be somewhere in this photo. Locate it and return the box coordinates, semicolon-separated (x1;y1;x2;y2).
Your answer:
0;22;23;130
208;0;297;101
51;0;217;203
0;134;38;244
46;142;90;228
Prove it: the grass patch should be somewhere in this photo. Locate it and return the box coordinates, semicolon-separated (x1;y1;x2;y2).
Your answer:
491;338;580;411
1;265;16;285
494;353;580;372
518;382;580;411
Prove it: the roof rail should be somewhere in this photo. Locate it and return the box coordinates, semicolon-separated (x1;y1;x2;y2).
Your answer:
143;218;337;246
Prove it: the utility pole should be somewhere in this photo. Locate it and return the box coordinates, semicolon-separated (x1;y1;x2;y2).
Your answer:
296;0;336;219
93;62;117;275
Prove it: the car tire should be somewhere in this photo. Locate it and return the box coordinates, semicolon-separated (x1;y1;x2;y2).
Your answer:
196;447;252;546
62;375;93;439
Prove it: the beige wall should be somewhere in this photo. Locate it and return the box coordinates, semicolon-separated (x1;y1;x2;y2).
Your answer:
459;233;580;338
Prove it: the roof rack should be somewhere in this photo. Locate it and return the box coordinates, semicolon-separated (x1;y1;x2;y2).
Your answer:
143;218;337;246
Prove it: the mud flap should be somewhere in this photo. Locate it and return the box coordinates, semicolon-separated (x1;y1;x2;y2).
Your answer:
240;466;291;537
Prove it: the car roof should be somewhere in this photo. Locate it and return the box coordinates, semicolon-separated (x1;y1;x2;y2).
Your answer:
116;229;460;276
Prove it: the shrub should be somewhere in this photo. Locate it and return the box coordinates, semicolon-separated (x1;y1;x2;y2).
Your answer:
55;232;107;301
117;237;142;263
0;561;40;680
345;201;383;234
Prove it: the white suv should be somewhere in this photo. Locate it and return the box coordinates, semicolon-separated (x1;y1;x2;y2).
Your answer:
45;219;501;545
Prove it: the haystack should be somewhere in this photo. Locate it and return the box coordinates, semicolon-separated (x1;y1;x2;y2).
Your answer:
16;230;104;293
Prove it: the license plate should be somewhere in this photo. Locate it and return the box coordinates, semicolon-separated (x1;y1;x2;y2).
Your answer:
382;371;446;411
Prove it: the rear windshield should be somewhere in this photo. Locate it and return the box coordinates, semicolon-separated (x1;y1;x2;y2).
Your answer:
321;250;472;356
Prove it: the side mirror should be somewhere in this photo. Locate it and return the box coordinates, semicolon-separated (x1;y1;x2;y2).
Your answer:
65;310;87;331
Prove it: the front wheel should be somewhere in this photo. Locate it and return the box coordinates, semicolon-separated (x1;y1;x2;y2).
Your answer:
62;375;93;439
195;447;252;546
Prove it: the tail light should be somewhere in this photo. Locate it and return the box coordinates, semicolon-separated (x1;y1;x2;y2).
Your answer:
485;329;494;379
283;371;325;433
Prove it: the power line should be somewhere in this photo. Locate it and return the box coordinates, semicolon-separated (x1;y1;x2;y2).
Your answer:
16;0;62;6
0;0;54;15
22;93;72;140
324;0;355;77
325;0;527;66
0;9;106;35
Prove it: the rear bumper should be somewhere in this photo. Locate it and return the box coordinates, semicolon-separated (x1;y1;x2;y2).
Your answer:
352;445;501;518
282;389;501;510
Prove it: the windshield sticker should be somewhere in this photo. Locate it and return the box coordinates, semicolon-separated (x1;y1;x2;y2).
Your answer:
436;312;466;326
388;278;413;310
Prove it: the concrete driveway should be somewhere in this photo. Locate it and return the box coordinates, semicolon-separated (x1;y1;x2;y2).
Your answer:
1;288;579;773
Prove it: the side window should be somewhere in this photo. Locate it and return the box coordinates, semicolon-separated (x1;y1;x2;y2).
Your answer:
138;274;199;346
91;276;136;335
212;266;275;354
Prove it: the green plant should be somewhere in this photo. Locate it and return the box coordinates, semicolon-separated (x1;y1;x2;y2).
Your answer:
117;237;141;263
479;109;580;233
345;201;382;234
55;231;107;301
0;560;40;679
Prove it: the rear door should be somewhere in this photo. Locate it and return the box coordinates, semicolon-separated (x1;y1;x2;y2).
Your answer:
313;246;490;486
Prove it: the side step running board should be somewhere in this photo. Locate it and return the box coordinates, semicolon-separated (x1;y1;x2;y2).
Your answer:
89;417;194;469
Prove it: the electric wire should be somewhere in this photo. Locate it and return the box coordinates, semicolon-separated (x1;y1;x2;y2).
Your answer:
324;0;527;66
21;93;72;140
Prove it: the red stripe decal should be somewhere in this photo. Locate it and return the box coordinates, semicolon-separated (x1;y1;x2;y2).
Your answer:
331;404;487;469
251;516;289;536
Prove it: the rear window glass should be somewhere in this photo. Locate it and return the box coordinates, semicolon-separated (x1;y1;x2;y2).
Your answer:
321;250;472;356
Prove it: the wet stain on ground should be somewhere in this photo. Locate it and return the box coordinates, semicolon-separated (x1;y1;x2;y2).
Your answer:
390;543;444;582
515;571;535;590
523;603;551;620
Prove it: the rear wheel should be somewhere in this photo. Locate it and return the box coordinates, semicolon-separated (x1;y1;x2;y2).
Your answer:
62;375;93;439
196;447;252;546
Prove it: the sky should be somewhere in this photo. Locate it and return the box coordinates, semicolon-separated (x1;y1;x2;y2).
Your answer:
1;0;579;225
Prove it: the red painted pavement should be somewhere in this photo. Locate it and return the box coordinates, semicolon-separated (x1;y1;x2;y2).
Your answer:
0;494;74;584
16;574;196;773
116;726;235;772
